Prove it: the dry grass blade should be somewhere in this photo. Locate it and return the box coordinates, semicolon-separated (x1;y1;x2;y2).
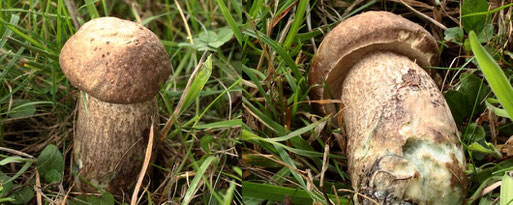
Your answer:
480;181;502;197
174;0;194;44
337;188;379;205
35;170;42;205
131;123;155;205
0;147;35;158
399;0;448;30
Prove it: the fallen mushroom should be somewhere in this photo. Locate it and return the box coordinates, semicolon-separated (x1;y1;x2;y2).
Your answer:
59;17;170;193
309;11;467;204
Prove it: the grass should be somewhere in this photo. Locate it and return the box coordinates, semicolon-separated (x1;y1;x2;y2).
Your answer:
2;0;513;204
241;0;513;204
1;0;241;204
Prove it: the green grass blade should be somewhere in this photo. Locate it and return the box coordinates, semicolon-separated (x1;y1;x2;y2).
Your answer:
222;181;236;205
189;79;241;128
182;156;217;205
243;29;301;87
282;0;307;49
5;161;33;185
84;0;100;19
242;182;349;205
217;0;242;45
0;14;18;49
241;130;339;158
181;55;213;113
230;0;242;20
241;65;278;116
193;119;242;129
242;97;285;134
0;18;47;51
469;31;513;119
461;3;513;18
267;116;328;142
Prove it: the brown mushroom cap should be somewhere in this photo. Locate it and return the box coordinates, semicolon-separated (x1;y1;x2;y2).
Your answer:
59;17;171;104
309;11;439;115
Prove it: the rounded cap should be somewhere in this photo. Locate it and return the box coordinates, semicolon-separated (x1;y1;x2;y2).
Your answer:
59;17;171;104
309;11;439;115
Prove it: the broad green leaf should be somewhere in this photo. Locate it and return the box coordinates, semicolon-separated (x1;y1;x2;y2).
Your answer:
468;141;502;159
200;135;214;154
459;73;490;112
199;31;217;42
6;101;53;119
463;123;486;143
461;0;489;34
444;27;464;45
478;24;495;43
0;171;14;197
37;144;64;183
501;172;513;205
445;90;471;124
10;186;34;205
217;27;234;44
469;31;513;119
6;101;35;118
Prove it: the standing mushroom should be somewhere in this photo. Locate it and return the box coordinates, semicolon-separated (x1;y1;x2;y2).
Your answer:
309;12;467;204
59;17;171;194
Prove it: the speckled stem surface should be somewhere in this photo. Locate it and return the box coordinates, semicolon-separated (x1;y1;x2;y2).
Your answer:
341;52;466;204
74;95;157;194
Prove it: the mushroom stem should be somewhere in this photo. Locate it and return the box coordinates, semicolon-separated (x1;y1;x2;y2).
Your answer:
341;52;465;204
74;95;157;194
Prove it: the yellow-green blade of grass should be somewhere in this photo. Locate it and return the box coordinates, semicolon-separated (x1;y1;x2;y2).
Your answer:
282;0;308;49
500;172;513;205
84;0;100;19
241;129;337;158
193;119;242;129
181;156;217;205
469;31;513;119
181;54;213;113
0;17;47;52
222;181;236;205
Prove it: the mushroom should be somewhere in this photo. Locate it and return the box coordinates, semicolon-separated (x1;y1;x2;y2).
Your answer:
59;17;171;194
309;12;467;204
